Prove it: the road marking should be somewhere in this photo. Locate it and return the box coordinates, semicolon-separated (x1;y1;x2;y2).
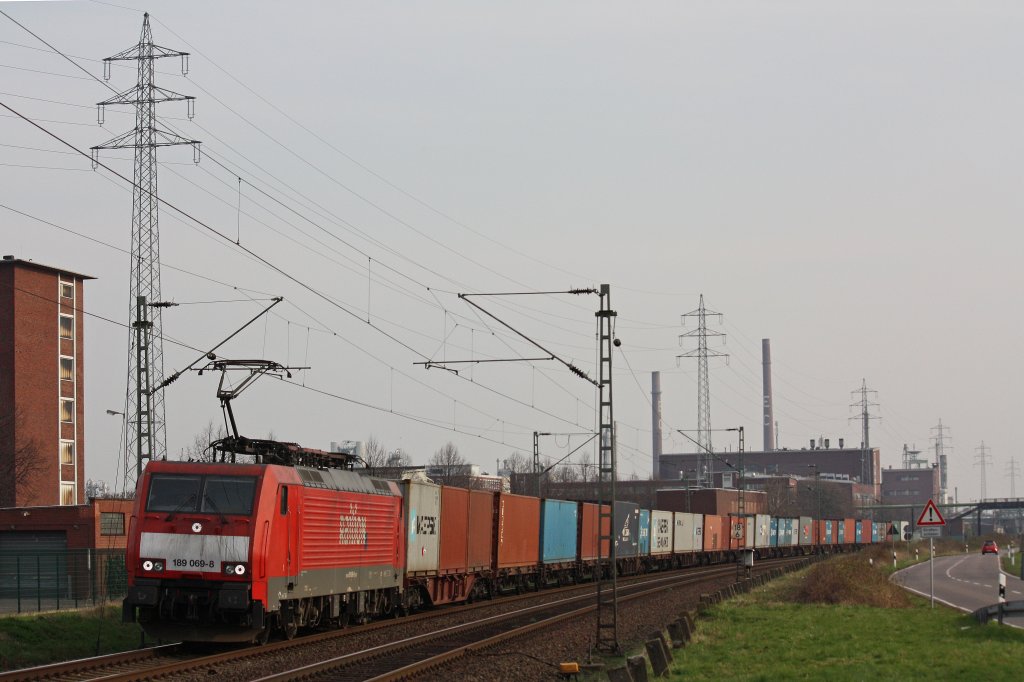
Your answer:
945;557;968;580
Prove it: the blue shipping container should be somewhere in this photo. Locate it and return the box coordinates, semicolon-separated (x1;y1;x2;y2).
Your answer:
638;509;651;556
614;501;640;558
838;521;845;544
634;507;651;557
770;517;779;547
540;499;578;564
871;523;879;543
855;521;863;544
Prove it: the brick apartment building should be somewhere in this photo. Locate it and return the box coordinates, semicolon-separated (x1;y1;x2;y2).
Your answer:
0;256;93;507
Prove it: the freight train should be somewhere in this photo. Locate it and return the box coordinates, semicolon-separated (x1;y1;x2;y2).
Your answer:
122;439;892;644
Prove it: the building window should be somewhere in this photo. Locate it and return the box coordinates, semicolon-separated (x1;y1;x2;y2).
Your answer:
60;281;74;300
60;440;75;465
60;398;74;423
60;356;74;381
100;512;125;535
59;314;74;339
60;483;76;506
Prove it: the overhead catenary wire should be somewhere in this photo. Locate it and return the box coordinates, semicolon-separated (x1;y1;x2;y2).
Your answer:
0;13;679;464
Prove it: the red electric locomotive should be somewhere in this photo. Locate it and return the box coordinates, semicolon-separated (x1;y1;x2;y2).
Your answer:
122;440;404;643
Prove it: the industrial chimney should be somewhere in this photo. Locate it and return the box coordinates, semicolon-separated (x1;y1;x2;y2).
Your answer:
762;339;775;451
652;371;662;479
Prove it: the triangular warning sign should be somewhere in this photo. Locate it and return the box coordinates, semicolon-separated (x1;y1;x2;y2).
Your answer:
917;499;946;526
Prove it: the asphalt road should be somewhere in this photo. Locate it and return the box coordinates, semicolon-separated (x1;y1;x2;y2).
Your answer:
895;551;1024;627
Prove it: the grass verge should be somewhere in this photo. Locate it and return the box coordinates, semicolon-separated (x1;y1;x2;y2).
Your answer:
1001;551;1022;578
665;556;1024;681
0;604;142;672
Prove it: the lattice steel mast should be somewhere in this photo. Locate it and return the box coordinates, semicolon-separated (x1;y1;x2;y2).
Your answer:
974;442;992;501
91;13;199;486
849;379;880;485
678;294;726;487
594;284;619;653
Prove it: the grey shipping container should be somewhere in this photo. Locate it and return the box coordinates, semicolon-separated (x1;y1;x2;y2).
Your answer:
754;514;771;548
402;480;441;574
798;516;813;546
672;512;702;553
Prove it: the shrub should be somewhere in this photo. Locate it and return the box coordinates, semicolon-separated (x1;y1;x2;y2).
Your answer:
791;555;911;608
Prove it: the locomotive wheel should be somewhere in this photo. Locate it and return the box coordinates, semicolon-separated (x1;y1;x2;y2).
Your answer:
283;619;298;640
254;625;271;646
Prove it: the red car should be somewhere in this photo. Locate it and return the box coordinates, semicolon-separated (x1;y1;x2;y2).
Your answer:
982;540;999;555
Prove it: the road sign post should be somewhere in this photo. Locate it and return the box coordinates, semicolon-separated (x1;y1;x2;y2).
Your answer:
916;499;946;610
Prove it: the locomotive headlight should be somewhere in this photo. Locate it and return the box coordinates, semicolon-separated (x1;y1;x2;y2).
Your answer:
142;560;154;571
141;558;165;572
222;562;248;576
152;560;165;572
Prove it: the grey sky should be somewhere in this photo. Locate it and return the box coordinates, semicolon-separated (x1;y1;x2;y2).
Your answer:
1;1;1020;500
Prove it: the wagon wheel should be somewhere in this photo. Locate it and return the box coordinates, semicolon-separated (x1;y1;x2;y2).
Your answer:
281;614;298;640
253;625;271;646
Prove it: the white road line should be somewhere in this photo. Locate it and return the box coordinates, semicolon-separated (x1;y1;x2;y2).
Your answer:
945;557;968;579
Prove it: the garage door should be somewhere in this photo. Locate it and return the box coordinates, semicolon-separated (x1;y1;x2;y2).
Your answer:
0;531;68;599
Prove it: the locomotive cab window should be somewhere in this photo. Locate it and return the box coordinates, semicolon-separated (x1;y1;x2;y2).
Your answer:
202;476;256;515
146;473;257;515
146;474;201;513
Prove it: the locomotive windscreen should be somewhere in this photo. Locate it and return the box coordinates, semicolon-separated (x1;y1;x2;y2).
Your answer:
146;473;256;515
202;476;256;515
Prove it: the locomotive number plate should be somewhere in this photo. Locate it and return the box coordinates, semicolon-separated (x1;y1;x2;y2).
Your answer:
172;558;217;570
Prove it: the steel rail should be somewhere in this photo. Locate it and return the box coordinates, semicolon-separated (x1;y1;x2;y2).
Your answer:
1;556;807;682
252;560;805;682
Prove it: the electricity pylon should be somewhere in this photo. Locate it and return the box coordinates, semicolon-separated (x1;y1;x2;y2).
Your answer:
92;13;200;486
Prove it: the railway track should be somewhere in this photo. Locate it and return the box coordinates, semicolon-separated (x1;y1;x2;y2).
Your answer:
1;556;806;682
255;559;807;682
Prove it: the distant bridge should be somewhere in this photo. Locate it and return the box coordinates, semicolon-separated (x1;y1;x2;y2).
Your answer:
859;498;1024;535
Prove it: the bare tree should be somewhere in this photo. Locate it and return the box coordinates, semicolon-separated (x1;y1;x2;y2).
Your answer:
362;436;387;471
0;407;40;506
502;451;532;475
764;478;799;517
181;419;227;462
551;459;580;483
578;451;595;482
429;442;467;483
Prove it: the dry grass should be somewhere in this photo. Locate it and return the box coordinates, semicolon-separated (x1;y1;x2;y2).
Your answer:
789;552;912;608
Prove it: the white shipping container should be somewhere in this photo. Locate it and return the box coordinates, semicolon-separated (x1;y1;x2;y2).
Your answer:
402;480;441;574
672;512;703;553
755;514;771;548
651;510;673;555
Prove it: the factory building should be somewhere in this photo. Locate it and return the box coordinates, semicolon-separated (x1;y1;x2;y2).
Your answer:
657;443;881;507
